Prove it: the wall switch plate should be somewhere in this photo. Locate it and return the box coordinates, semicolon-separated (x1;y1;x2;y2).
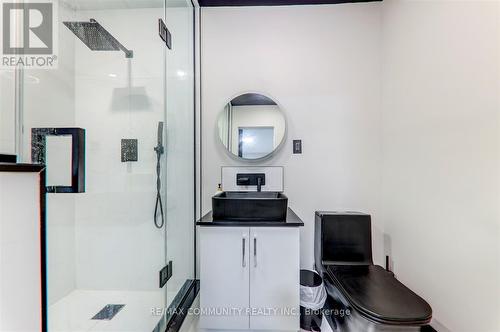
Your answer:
121;139;138;162
293;140;302;154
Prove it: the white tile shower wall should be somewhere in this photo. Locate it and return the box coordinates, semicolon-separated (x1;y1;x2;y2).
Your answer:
381;1;500;331
221;166;283;192
74;8;166;291
201;4;383;268
21;2;77;305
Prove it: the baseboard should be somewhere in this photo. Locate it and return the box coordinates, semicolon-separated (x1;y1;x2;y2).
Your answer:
430;318;451;332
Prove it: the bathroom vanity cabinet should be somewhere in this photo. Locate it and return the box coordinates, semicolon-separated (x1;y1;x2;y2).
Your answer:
197;209;304;331
0;163;45;332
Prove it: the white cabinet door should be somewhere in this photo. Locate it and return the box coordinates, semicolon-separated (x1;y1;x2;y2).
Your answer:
199;227;250;329
249;227;300;330
0;173;42;332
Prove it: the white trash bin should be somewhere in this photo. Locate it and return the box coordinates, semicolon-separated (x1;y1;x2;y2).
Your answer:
300;270;327;331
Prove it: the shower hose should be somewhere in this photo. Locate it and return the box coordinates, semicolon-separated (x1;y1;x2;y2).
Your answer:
154;151;164;229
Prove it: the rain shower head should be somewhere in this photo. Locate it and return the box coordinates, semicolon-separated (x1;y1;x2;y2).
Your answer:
63;19;133;58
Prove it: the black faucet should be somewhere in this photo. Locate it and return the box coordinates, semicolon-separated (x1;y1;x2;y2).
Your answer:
236;173;266;192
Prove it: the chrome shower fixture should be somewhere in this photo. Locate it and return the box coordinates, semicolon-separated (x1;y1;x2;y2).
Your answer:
63;19;133;58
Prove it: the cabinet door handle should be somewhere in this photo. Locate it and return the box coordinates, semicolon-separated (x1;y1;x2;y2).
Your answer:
254;236;257;268
242;236;246;268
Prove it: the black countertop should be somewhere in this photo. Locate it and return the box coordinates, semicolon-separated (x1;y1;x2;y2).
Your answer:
197;207;304;227
0;163;45;172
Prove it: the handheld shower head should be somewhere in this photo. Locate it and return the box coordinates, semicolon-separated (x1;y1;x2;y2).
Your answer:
154;121;165;229
154;122;164;155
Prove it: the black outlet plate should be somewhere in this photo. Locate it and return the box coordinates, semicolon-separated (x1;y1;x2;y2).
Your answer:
293;140;302;154
160;261;172;288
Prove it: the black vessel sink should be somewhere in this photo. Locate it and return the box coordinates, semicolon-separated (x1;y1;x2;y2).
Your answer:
212;191;288;221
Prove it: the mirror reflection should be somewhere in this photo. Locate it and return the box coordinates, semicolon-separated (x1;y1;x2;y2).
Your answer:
217;93;286;160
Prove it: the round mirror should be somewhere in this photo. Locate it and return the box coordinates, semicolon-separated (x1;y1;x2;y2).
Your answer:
217;93;286;160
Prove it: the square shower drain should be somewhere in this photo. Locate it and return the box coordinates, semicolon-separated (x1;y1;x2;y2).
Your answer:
91;304;125;320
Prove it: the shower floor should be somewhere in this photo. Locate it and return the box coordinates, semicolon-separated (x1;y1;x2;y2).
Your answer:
49;289;178;332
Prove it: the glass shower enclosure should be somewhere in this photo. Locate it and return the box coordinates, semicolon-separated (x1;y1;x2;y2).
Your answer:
0;0;196;331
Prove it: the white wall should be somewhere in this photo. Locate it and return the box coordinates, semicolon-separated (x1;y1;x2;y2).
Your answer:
201;3;384;268
381;1;500;331
201;2;500;331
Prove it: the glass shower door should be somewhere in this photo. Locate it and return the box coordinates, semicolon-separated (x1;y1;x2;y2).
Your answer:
164;0;196;311
16;1;174;331
10;0;196;329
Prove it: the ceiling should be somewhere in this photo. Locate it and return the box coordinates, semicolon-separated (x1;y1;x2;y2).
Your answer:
62;0;189;11
198;0;381;6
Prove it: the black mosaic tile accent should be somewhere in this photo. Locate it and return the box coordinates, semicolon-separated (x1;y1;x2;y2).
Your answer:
31;128;55;165
121;139;138;162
